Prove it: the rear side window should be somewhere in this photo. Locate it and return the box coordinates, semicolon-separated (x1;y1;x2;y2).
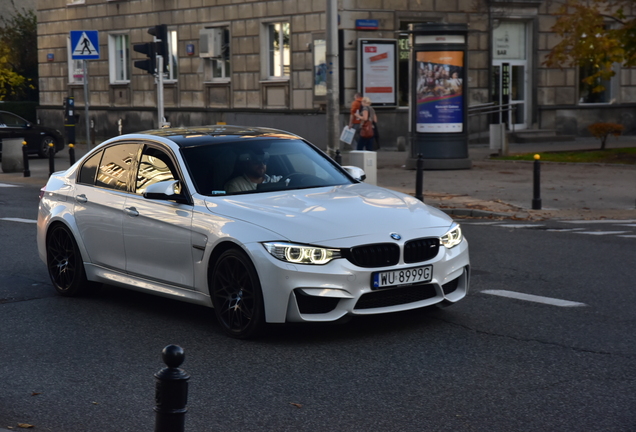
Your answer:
77;150;103;185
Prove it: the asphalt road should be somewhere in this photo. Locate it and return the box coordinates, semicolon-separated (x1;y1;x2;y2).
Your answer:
0;183;635;431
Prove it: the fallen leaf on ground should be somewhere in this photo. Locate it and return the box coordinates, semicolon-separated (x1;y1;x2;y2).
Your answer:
17;424;34;429
289;402;303;408
31;392;41;396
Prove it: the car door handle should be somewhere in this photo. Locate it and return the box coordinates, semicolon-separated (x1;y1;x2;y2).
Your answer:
75;194;87;203
124;206;139;217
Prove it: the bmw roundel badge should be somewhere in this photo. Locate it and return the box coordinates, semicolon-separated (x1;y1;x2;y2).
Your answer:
390;233;401;241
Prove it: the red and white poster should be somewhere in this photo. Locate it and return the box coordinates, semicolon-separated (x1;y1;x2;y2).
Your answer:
359;39;398;106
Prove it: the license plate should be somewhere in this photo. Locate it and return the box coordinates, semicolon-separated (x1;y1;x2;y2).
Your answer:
372;265;432;290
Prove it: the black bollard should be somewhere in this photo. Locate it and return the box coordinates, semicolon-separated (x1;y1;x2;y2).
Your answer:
155;345;189;432
415;154;424;202
48;142;55;177
22;141;30;177
532;154;542;210
69;143;76;165
335;149;342;165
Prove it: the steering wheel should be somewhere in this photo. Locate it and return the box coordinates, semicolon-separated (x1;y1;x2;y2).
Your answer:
280;172;304;187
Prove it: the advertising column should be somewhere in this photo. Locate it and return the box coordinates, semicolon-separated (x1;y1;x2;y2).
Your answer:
410;24;470;170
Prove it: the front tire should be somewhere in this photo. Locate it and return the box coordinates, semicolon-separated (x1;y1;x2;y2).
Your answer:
46;225;91;296
210;249;265;339
38;136;56;158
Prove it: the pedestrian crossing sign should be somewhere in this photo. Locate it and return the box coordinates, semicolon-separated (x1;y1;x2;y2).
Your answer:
70;30;100;60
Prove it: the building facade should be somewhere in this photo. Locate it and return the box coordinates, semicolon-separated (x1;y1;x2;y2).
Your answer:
37;0;636;149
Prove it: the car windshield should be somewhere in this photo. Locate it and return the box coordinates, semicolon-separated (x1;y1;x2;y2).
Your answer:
181;137;353;196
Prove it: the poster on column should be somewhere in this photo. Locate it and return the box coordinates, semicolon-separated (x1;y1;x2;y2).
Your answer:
359;39;397;106
415;51;464;133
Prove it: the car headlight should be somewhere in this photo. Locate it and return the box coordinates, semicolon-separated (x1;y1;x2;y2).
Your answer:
440;223;463;249
263;242;341;265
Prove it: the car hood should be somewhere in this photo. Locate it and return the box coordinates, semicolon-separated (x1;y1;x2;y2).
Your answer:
204;183;453;244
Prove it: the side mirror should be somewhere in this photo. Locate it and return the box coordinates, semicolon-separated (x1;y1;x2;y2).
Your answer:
25;122;33;129
342;165;367;182
143;180;188;203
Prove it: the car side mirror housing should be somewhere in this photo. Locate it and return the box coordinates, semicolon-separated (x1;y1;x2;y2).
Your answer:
342;165;367;182
143;180;188;203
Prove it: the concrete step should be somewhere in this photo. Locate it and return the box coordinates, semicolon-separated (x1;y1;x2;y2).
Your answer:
509;129;576;143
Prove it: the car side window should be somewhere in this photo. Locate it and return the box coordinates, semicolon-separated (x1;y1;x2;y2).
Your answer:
135;146;178;195
77;150;103;185
94;144;139;191
2;113;23;127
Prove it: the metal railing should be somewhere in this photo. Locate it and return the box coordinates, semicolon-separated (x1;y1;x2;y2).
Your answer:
467;102;518;143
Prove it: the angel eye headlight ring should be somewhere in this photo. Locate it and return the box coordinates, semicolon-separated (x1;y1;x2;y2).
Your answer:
440;223;463;249
263;242;341;265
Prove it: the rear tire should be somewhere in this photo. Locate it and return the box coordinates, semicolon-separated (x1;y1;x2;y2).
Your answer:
46;225;92;296
210;248;265;339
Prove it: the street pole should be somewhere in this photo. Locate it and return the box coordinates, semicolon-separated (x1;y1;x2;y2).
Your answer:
83;60;91;149
326;0;339;158
157;55;165;127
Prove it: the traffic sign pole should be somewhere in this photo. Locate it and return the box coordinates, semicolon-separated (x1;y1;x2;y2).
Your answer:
83;60;91;149
70;31;100;150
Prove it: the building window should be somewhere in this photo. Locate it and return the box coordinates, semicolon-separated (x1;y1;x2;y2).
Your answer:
67;37;84;84
313;36;327;101
109;34;130;84
579;62;614;104
577;25;616;104
267;22;290;78
166;30;179;82
200;27;230;81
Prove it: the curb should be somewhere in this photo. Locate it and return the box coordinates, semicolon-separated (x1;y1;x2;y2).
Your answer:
441;208;519;219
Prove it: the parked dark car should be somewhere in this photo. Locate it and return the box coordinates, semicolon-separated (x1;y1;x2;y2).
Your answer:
0;111;64;158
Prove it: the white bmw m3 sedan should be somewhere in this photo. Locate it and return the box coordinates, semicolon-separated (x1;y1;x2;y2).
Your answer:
37;126;469;338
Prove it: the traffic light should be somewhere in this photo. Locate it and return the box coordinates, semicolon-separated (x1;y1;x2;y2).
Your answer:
148;24;168;73
133;41;156;75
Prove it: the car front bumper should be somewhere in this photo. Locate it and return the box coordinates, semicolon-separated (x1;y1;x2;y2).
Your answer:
247;239;470;323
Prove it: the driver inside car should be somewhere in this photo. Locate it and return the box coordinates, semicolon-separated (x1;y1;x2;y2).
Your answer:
225;150;283;193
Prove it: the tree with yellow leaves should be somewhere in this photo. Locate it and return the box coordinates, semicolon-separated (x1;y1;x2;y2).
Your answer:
544;0;636;95
0;8;37;101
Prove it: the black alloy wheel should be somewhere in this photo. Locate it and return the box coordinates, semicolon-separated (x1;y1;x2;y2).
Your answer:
210;249;264;339
46;225;89;296
38;136;56;158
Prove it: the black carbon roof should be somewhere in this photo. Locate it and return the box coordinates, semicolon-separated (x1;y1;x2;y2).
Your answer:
136;125;301;147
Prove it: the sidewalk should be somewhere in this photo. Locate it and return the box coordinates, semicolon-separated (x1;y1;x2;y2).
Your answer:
1;136;635;221
357;136;636;221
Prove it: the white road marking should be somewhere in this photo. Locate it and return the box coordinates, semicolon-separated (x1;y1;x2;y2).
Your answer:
461;221;502;225
0;217;37;224
617;235;636;238
0;183;21;188
562;220;636;224
497;224;545;229
481;290;587;307
546;228;585;232
618;224;636;227
574;231;628;236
